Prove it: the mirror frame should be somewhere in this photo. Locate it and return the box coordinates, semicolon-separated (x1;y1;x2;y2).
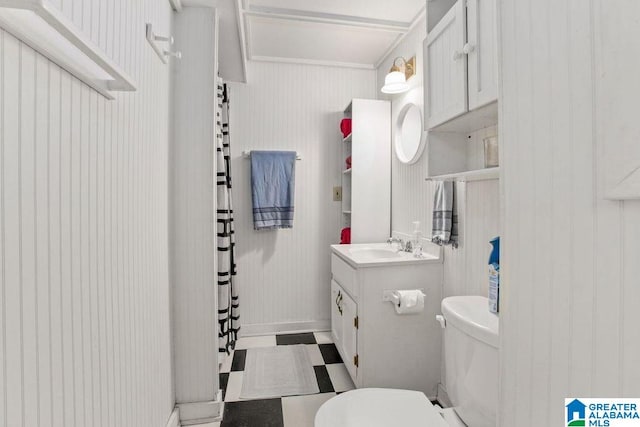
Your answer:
394;103;426;165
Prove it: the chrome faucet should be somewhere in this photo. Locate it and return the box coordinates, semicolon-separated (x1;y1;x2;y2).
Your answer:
387;236;402;245
387;237;413;252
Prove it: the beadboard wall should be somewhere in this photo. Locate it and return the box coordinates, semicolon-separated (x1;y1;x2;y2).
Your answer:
377;16;500;299
0;1;174;426
499;0;640;425
171;7;220;410
377;15;431;239
228;62;376;334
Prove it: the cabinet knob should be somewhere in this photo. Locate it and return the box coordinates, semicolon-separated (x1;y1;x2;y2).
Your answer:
453;44;475;61
462;43;475;54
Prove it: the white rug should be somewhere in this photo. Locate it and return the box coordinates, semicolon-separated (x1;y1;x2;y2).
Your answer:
240;345;320;399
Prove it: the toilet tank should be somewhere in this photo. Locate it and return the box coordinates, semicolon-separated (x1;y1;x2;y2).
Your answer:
441;296;499;427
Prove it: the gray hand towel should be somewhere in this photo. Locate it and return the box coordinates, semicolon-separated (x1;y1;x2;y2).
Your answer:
432;181;458;247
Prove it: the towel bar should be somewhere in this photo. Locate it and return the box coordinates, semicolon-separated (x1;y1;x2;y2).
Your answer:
242;150;301;160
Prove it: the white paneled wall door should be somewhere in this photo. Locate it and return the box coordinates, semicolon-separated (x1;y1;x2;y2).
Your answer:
0;1;174;426
499;0;640;425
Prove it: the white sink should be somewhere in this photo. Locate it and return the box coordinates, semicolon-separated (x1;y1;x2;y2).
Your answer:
331;242;442;267
348;247;403;260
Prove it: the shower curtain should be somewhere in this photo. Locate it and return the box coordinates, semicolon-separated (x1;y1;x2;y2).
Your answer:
217;79;240;355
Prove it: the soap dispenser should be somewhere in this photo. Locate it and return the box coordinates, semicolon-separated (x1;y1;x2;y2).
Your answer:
412;221;423;257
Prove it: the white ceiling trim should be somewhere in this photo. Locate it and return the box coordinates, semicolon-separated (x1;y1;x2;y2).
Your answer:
250;55;376;70
374;5;426;69
246;5;411;32
238;1;426;71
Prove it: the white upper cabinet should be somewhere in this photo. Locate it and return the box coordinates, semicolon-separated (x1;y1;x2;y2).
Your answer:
466;0;498;110
425;0;498;129
425;0;468;128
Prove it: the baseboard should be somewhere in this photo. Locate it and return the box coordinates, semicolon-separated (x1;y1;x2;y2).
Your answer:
178;390;223;425
240;320;330;337
436;383;452;408
165;408;180;427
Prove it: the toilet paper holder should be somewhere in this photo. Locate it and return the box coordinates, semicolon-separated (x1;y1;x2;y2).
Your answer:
382;289;426;307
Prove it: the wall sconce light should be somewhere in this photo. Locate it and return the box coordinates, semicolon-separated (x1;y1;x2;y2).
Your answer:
381;56;416;94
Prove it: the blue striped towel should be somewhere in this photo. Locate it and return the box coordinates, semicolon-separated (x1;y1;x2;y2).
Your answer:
250;151;296;230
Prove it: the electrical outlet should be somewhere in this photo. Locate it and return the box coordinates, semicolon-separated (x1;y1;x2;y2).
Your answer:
333;186;342;201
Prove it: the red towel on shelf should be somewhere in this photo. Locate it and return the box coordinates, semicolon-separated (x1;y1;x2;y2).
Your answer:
340;118;352;138
345;155;352;169
340;227;351;244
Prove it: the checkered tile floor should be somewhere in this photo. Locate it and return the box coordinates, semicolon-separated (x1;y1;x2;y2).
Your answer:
196;331;355;427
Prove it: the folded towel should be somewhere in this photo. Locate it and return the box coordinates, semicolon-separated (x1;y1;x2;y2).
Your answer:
340;227;351;244
340;118;352;138
250;151;296;230
431;181;458;247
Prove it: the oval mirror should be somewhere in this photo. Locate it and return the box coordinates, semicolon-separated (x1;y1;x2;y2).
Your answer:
394;103;425;164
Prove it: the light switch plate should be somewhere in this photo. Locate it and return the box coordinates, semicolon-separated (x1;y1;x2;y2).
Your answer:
333;186;342;201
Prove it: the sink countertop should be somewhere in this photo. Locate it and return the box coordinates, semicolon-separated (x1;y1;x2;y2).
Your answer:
330;242;442;268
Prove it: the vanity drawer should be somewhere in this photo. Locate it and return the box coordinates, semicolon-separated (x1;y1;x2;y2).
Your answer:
331;254;358;299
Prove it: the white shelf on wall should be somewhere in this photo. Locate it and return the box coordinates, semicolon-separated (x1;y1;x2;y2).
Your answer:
339;99;390;243
0;0;136;100
429;102;498;133
427;167;500;182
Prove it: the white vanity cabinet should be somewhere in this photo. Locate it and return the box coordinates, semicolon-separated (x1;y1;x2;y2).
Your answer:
329;244;444;398
331;279;358;381
425;0;498;129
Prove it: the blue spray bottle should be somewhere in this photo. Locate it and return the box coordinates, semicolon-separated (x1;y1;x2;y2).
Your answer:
488;237;500;313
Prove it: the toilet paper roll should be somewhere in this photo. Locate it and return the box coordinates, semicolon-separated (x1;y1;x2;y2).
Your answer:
394;290;425;314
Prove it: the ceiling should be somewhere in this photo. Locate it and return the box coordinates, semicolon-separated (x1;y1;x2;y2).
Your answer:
180;0;426;82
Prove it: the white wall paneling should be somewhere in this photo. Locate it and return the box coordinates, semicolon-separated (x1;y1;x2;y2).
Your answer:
0;0;174;426
229;61;375;334
378;14;498;300
378;15;430;238
594;1;640;200
171;6;222;422
498;0;640;425
378;12;499;398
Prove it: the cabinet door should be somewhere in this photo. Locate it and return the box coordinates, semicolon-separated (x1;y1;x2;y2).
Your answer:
340;291;358;382
425;0;468;129
330;280;343;347
467;0;498;109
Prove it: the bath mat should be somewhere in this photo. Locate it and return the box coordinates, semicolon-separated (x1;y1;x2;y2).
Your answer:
240;344;319;399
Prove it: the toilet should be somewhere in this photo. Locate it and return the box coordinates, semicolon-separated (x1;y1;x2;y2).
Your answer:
315;296;499;427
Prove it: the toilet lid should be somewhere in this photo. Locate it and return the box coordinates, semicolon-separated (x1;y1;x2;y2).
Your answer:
315;388;450;427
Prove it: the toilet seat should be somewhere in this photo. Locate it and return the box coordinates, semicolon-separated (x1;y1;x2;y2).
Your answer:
314;388;451;427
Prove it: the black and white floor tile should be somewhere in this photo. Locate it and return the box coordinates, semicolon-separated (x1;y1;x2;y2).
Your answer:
196;331;355;427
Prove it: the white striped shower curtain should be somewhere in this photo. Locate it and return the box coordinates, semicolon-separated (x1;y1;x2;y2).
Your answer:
217;79;240;355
